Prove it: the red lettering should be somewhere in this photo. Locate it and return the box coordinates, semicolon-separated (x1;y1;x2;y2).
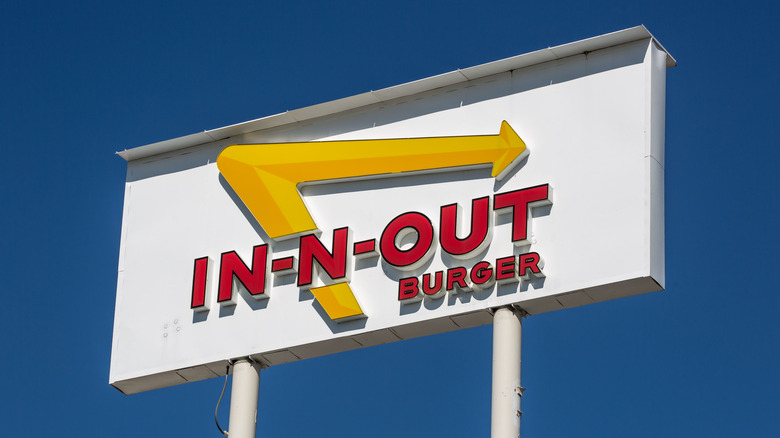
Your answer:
422;271;444;297
470;261;494;287
398;277;420;301
271;256;297;275
440;197;491;258
191;257;210;310
218;245;268;304
272;257;293;272
495;256;517;283
298;227;350;287
380;212;435;270
493;184;551;245
445;267;470;292
518;252;545;279
353;239;377;257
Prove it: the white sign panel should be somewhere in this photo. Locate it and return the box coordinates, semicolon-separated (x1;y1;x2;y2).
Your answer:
111;27;673;394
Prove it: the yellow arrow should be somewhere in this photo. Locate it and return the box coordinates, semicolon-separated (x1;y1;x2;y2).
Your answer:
217;121;527;239
310;283;364;321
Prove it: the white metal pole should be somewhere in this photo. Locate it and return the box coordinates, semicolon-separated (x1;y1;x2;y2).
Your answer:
491;307;523;438
228;358;262;438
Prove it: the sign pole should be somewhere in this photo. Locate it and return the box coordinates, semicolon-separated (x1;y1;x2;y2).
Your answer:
491;306;523;437
228;358;262;438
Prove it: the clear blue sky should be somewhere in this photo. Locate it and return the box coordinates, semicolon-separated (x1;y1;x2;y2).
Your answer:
1;1;778;436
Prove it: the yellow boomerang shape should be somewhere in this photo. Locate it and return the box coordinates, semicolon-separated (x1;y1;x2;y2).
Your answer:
310;283;364;321
217;121;528;240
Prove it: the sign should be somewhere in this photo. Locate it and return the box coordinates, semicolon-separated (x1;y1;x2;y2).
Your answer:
110;26;674;394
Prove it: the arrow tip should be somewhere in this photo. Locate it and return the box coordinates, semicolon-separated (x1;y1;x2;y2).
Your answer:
493;121;529;181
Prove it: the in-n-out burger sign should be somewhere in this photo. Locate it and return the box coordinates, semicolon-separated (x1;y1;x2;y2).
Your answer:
112;34;671;395
188;122;555;321
190;183;552;317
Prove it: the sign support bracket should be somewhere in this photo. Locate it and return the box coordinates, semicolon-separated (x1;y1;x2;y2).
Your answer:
491;306;524;437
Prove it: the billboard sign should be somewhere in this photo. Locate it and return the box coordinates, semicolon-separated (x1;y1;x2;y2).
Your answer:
110;26;674;394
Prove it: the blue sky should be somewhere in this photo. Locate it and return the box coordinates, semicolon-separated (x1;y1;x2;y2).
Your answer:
1;1;778;436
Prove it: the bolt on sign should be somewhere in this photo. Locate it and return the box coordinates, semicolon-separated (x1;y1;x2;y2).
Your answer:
110;26;674;394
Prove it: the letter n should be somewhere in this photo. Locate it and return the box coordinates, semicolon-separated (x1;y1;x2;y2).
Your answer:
217;244;269;305
298;227;351;287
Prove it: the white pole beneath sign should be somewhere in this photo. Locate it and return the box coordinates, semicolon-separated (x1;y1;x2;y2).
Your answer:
491;307;523;437
228;358;262;438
